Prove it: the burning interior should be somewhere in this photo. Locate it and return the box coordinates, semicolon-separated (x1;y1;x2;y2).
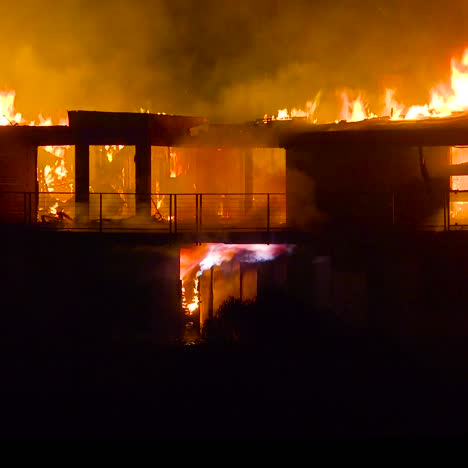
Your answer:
3;47;468;345
180;243;294;336
33;133;287;229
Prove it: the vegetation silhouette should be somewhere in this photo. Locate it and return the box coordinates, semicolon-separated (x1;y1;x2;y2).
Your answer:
202;289;350;348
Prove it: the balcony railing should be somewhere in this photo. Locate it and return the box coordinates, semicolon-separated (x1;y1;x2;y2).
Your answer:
1;189;467;233
0;192;287;233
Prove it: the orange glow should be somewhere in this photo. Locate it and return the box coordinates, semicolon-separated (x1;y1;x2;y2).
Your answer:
338;93;376;122
104;145;124;163
0;90;23;126
271;47;468;123
180;243;294;319
450;147;468;224
264;97;319;123
169;149;185;178
0;90;73;211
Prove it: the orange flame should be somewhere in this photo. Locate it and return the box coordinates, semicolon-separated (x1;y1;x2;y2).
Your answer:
272;47;468;123
264;96;319;123
169;149;184;178
338;93;376;122
104;145;124;163
180;244;294;317
0;90;22;126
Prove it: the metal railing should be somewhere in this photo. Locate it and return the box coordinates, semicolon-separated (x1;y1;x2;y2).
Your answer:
1;189;467;233
448;189;468;230
0;191;287;233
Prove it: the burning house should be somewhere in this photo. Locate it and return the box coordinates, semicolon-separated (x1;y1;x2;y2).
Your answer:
3;47;468;344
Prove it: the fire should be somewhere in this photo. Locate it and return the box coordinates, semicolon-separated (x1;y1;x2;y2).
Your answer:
104;145;124;163
271;47;468;123
382;89;406;120
0;90;71;214
55;159;67;181
182;277;200;315
180;243;294;319
264;95;320;123
0;90;22;126
387;49;468;119
44;165;54;191
169;149;184;178
49;202;59;215
338;93;376;122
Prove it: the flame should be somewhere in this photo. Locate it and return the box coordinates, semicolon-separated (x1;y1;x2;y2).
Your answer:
0;90;22;126
49;202;59;215
104;145;124;163
169;149;184;178
382;88;406;120
338;93;376;122
272;47;468;123
182;277;200;315
0;92;74;213
264;96;319;123
55;159;67;181
180;244;294;280
44;165;54;191
180;244;294;319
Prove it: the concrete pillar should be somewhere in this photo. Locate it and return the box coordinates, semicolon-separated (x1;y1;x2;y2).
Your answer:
135;139;152;217
75;143;89;221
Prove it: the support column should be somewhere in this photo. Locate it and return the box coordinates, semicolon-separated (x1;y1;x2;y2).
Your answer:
135;139;151;217
75;143;89;221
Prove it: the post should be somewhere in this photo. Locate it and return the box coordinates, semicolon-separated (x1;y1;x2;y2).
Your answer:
135;139;151;218
239;263;243;302
392;192;395;226
195;193;199;234
28;192;32;224
169;194;173;234
23;192;27;224
443;190;447;231
209;265;214;319
244;149;253;213
199;194;203;230
267;193;270;233
99;193;103;233
174;194;178;234
447;190;451;231
75;143;90;222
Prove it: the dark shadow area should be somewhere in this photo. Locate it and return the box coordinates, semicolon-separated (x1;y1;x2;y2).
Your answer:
0;230;468;456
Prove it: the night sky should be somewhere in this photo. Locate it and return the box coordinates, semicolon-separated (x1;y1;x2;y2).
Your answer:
2;0;468;122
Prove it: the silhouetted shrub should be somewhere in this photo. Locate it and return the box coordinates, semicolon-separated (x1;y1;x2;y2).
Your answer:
202;290;346;347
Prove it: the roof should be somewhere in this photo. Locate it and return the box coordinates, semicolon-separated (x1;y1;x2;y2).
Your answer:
274;112;468;148
1;110;468;149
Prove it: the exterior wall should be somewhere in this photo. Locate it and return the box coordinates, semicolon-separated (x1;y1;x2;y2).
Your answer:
286;145;450;230
0;143;37;223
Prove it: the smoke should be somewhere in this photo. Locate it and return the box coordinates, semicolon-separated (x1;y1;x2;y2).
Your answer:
287;168;327;228
2;0;468;122
198;244;294;274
